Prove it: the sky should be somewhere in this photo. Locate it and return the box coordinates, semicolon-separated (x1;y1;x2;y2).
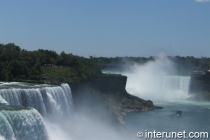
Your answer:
0;0;210;58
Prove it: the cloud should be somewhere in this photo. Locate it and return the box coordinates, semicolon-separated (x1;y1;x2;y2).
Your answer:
195;0;210;3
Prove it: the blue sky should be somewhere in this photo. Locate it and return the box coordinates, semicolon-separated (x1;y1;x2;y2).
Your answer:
0;0;209;57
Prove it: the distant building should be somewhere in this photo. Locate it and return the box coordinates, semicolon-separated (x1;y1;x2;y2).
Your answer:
192;69;210;76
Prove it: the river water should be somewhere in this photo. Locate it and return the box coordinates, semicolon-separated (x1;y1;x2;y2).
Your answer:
123;73;210;139
125;101;210;139
0;73;210;139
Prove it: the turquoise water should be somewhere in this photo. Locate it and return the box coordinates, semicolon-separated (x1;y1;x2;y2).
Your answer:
125;100;210;139
121;71;210;139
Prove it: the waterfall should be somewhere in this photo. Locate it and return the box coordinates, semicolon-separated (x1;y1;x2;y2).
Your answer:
0;105;49;140
126;74;191;101
0;83;73;117
0;82;74;140
164;76;191;95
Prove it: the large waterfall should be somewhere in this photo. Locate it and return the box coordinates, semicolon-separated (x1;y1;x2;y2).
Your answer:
0;82;74;140
164;76;190;95
125;74;191;102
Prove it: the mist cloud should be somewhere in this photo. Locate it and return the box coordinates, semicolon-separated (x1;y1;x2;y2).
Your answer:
195;0;210;3
123;53;190;102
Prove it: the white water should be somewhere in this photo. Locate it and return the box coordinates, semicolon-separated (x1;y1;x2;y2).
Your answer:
0;83;74;140
0;108;48;140
0;83;73;117
0;136;5;140
125;74;191;102
122;54;191;102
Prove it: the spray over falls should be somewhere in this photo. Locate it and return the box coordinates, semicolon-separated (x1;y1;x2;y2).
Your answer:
123;54;191;102
126;75;191;101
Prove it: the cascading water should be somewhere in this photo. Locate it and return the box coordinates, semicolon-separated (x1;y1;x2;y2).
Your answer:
45;86;71;116
0;106;49;140
163;76;191;99
0;82;74;140
121;54;193;102
125;74;191;102
0;83;73;116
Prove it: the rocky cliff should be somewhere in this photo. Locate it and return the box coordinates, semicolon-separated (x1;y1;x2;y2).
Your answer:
189;73;210;100
69;74;155;125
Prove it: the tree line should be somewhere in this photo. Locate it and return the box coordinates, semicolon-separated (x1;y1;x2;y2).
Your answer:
91;56;210;75
0;43;101;82
1;43;209;83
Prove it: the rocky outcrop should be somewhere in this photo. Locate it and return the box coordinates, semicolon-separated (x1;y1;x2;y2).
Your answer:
69;74;156;124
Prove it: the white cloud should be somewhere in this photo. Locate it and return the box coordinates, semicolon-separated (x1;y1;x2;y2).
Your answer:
195;0;210;3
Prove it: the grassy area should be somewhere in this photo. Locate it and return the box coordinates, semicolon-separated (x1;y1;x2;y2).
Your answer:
42;67;125;84
42;67;69;77
42;67;75;83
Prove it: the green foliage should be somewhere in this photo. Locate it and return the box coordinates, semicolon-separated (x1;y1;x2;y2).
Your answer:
0;44;42;81
170;56;210;75
0;43;102;83
38;49;59;65
41;54;102;83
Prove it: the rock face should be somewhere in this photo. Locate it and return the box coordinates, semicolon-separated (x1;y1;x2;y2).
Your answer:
69;74;155;124
190;74;210;93
189;73;210;100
